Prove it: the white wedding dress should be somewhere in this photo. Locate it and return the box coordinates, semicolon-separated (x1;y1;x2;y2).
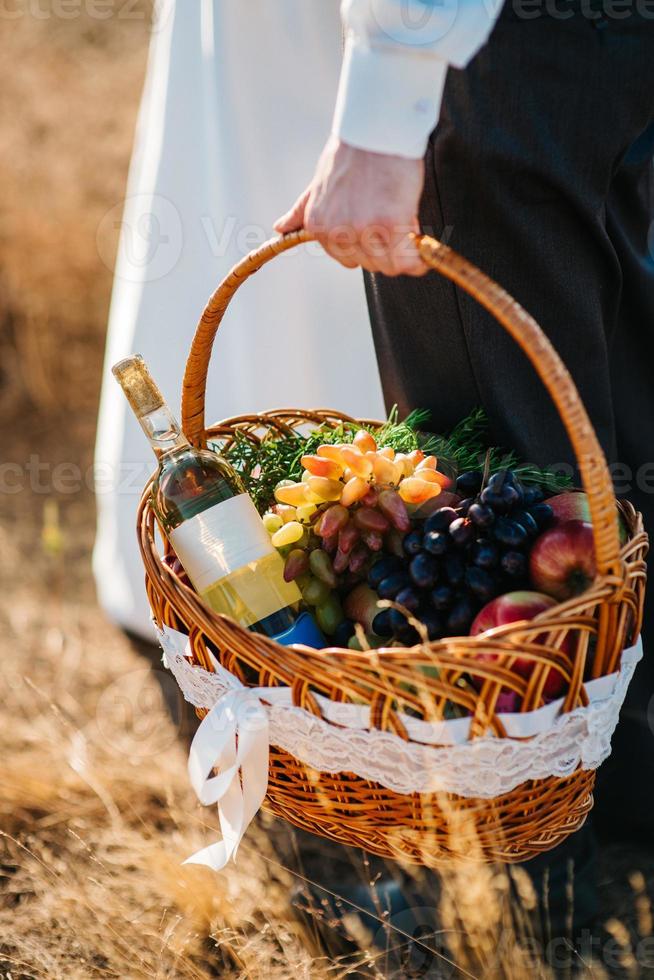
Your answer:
93;0;385;639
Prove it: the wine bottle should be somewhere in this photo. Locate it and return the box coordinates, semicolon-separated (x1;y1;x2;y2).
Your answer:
113;355;324;647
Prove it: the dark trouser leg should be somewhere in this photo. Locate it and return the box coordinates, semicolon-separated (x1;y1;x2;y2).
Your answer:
594;121;654;841
364;5;654;931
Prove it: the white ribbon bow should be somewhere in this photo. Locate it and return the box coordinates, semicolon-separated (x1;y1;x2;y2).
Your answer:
184;684;270;871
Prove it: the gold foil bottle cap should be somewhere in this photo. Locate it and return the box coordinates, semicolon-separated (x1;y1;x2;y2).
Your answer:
112;354;165;417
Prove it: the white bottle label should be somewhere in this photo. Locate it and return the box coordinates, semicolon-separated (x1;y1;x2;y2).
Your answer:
169;493;275;592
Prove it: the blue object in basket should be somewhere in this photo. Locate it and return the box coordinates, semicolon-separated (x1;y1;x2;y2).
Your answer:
274;611;325;648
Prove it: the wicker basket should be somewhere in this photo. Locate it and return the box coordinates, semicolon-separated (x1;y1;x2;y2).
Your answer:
138;231;647;866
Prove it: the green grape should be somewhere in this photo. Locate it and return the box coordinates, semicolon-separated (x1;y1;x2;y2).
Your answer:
316;594;344;636
303;576;331;607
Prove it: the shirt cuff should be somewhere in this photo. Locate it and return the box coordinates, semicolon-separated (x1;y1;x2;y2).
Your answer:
332;35;448;159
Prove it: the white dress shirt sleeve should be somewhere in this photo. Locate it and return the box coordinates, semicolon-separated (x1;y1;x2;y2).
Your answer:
332;0;505;158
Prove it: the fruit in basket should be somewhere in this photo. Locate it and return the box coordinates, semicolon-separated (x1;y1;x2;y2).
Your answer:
545;491;628;545
263;425;572;648
353;429;377;453
341;476;369;507
271;520;304;548
377;489;411;531
263;511;283;534
529;520;596;600
315;504;349;538
315;593;345;635
471;590;557;635
409;552;440;589
446;596;477;635
303;576;331;607
398;477;442;504
492;517;528;548
455;470;484;495
283;548;309;582
501;550;527;579
546;491;591;525
343;583;384;633
307;476;343;502
364;468;552;644
309;549;338;587
275;482;312;506
470;591;566;697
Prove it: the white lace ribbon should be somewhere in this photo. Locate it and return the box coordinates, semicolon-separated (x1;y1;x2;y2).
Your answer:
158;625;642;871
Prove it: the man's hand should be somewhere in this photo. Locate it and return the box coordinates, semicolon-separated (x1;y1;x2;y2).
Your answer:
274;137;427;277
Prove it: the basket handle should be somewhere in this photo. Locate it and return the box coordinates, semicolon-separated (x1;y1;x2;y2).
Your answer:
181;230;622;579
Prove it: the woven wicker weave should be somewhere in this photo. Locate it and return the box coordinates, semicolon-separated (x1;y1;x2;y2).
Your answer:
138;232;647;865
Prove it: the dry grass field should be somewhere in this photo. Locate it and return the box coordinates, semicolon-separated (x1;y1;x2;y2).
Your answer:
1;6;654;978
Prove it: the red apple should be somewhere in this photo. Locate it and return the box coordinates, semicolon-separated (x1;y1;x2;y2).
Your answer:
471;590;566;698
546;491;627;544
529;520;596;601
546;492;591;525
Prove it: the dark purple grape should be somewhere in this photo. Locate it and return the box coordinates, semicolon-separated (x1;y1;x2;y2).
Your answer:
479;486;504;510
456;498;474;517
377;572;411;600
446;596;477;636
492;517;528;548
430;584;455;610
368;555;406;590
396;624;420;645
395;586;420;612
488;471;509;492
419;609;443;640
388;606;419;644
523;485;545;506
472;540;499;569
498;485;520;511
409;552;440;589
456;470;484;495
389;607;409;633
504;470;525;504
332;619;355;646
444;553;466;587
424;507;458;533
501;550;527;578
423;530;450;556
465;566;500;602
480;484;519;514
403;529;424;557
468;502;495;528
528;502;554;530
372;609;393;636
513;509;539;537
449;517;475;547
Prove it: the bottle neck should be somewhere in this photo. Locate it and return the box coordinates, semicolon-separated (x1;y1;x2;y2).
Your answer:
139;405;191;460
